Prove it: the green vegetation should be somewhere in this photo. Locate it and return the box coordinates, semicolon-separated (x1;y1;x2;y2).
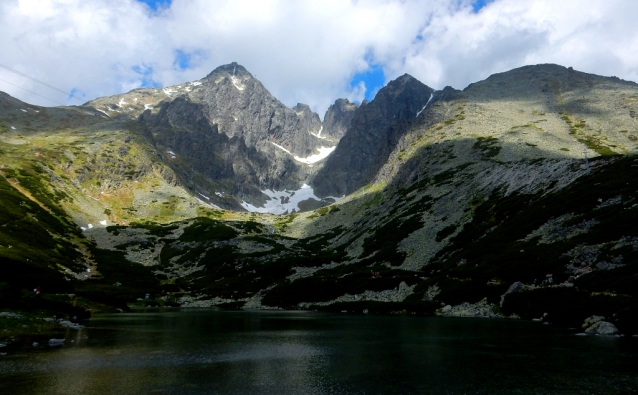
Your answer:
473;137;501;158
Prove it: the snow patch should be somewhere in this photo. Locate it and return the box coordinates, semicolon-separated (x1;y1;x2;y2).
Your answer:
230;76;245;91
10;126;15;130
241;184;334;214
271;142;292;155
191;81;202;86
416;93;434;118
117;98;127;107
310;126;329;139
100;220;107;226
87;223;93;229
195;197;221;209
20;109;27;113
199;193;210;200
144;104;153;110
294;146;336;164
215;192;223;197
163;88;176;96
95;109;110;117
271;142;336;164
166;150;176;159
107;106;120;113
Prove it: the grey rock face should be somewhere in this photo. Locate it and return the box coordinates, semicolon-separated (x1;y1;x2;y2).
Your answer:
135;63;337;208
312;74;434;197
322;99;359;140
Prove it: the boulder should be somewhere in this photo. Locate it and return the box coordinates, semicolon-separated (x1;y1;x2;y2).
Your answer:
59;320;84;330
596;261;611;270
585;321;619;335
500;281;523;306
582;315;605;329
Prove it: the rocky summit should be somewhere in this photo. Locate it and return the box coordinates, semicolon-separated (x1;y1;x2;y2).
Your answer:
2;63;638;336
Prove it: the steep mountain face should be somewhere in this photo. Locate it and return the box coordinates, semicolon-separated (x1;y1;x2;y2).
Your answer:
312;74;435;197
321;98;359;141
87;63;338;212
3;63;638;335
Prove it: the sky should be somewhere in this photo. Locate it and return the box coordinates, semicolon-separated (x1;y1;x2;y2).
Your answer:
1;0;637;117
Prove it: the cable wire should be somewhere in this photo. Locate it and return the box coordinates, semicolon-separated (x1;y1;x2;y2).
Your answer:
0;62;82;102
0;77;66;106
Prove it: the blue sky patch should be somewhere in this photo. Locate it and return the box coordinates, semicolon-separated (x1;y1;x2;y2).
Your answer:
174;50;191;70
137;0;171;11
350;65;385;102
472;0;493;13
172;49;205;71
133;64;161;88
68;88;85;101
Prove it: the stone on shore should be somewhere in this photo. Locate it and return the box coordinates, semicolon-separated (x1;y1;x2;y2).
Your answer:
582;315;605;329
584;321;619;335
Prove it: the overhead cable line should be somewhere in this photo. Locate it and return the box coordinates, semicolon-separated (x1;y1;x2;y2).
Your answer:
0;77;67;106
0;62;83;102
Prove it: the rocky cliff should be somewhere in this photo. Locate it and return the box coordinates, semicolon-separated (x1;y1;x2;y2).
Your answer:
86;63;340;212
312;74;435;197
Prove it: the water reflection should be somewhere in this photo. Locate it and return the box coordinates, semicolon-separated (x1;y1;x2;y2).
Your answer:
1;310;638;394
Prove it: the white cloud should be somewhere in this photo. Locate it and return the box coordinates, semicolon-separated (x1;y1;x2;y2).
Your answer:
0;0;637;116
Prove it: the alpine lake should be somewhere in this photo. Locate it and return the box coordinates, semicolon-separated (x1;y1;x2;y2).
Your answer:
1;309;638;395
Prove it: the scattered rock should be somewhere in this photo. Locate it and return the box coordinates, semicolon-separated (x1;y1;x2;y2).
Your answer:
0;312;23;318
595;261;610;270
423;284;440;301
58;320;84;330
585;321;619;335
437;298;500;318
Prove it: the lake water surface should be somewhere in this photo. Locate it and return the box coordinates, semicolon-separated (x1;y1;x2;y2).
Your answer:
1;309;637;394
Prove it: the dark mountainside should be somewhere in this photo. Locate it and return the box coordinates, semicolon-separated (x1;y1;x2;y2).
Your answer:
312;74;435;197
2;63;638;338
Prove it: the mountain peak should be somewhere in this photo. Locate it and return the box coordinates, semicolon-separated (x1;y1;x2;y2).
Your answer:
205;62;254;79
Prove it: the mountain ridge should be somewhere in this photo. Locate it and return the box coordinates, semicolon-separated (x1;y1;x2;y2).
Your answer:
2;62;638;336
